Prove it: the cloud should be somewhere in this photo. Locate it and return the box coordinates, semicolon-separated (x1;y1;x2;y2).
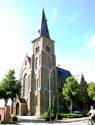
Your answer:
86;35;95;47
50;8;57;23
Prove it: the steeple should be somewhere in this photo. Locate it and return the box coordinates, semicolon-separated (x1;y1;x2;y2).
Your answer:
80;74;86;84
38;9;50;38
80;74;87;91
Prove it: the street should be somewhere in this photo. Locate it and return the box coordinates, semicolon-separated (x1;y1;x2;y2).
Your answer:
17;116;90;125
17;120;89;125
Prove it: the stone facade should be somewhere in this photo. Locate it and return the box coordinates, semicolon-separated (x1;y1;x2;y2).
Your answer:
13;97;28;115
13;9;71;116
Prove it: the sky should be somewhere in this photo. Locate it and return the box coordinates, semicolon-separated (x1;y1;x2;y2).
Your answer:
0;0;95;85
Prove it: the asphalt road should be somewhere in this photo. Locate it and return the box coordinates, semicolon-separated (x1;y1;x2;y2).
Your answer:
17;120;89;125
16;116;90;125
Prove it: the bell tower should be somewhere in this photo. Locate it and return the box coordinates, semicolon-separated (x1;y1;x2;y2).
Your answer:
31;9;56;115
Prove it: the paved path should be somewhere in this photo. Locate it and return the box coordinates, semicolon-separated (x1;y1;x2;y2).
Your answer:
17;120;89;125
16;116;90;125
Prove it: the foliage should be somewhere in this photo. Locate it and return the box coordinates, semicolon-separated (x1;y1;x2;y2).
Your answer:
41;112;83;119
63;77;81;100
87;82;95;101
77;81;89;112
63;113;83;118
0;120;6;124
11;115;17;122
0;69;21;105
57;114;63;119
42;92;59;121
0;85;5;99
62;76;81;113
40;112;48;119
40;111;56;121
80;79;88;103
51;94;57;119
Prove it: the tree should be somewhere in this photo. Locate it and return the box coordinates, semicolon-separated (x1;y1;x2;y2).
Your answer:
87;82;95;102
62;76;81;113
79;75;90;112
0;83;5;99
0;69;21;106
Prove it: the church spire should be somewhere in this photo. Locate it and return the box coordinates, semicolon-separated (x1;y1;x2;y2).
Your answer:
38;9;50;38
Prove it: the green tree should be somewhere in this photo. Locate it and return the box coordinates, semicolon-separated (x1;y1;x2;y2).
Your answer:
79;75;89;112
62;76;81;113
0;83;5;99
0;69;21;106
87;82;95;102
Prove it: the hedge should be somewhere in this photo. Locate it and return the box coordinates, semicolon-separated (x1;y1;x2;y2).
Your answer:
63;113;83;118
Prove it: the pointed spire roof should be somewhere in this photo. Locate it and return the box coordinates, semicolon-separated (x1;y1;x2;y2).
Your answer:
80;74;87;90
80;74;86;84
38;9;50;38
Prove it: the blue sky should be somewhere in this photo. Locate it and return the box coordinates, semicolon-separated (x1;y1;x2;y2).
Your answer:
0;0;95;83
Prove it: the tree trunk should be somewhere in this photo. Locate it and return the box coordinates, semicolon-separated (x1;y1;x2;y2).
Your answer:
11;99;13;114
4;99;8;107
4;99;8;121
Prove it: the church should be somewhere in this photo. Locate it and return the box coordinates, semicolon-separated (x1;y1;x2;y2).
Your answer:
13;9;71;116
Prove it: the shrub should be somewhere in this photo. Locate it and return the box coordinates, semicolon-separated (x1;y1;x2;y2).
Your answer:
11;115;17;122
63;113;83;118
40;112;56;121
0;120;6;124
57;114;63;120
40;112;48;119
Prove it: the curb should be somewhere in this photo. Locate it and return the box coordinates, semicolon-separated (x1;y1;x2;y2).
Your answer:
61;117;90;123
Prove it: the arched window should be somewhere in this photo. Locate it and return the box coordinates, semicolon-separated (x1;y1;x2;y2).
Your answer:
36;79;40;91
35;57;38;69
23;74;28;97
16;103;19;115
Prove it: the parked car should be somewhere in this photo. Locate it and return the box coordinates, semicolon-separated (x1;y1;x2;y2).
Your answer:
73;110;81;114
73;108;82;114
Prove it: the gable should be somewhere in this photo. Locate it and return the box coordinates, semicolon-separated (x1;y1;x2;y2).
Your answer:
19;55;31;80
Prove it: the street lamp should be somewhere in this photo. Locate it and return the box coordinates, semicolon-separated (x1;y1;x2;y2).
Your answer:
48;64;60;120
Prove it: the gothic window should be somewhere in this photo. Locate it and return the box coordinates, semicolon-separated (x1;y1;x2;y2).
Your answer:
35;57;38;68
48;56;51;68
36;46;39;53
23;74;28;97
35;95;38;105
36;79;40;91
46;46;50;52
28;75;30;89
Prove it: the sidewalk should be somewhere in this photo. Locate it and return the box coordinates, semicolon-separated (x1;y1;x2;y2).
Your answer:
17;115;90;124
62;117;90;122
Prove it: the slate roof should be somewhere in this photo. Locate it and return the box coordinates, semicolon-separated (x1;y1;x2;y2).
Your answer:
56;67;72;83
38;9;50;39
19;98;26;103
27;56;31;64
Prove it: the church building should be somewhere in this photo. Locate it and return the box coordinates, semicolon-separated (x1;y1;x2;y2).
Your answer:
13;9;71;116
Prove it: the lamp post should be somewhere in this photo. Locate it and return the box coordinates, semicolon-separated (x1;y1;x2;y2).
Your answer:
48;64;60;121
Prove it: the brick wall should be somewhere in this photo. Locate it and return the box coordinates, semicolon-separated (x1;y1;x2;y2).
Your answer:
0;107;4;121
5;106;10;122
0;106;10;122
